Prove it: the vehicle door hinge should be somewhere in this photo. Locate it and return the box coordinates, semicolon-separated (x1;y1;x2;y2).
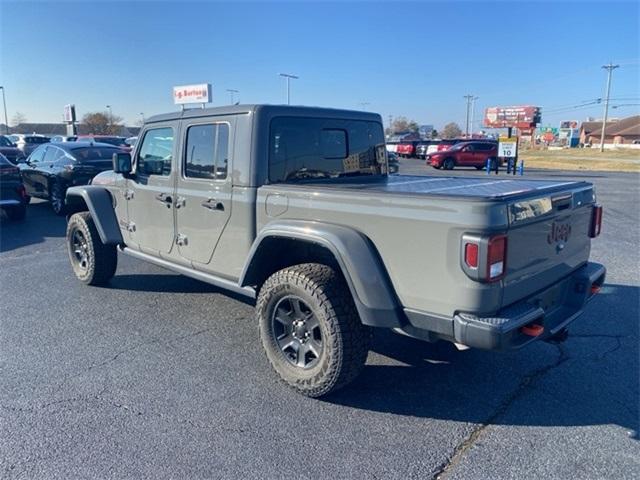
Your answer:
123;189;134;200
176;233;188;246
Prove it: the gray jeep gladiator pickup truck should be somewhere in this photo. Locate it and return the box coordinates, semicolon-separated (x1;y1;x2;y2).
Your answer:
64;105;606;397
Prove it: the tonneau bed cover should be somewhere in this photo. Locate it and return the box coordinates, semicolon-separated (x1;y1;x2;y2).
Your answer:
291;175;590;201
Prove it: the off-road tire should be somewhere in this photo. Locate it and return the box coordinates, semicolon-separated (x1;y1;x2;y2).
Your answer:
66;212;117;286
443;157;455;170
50;180;67;216
5;204;26;221
257;263;372;397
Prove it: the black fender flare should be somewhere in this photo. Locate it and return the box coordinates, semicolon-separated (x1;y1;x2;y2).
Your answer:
65;186;123;245
240;220;403;328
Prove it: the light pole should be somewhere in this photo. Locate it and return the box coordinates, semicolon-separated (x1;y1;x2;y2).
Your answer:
139;112;145;124
106;105;113;132
226;89;239;105
463;94;474;137
470;96;479;137
279;73;299;105
0;86;8;134
599;63;619;152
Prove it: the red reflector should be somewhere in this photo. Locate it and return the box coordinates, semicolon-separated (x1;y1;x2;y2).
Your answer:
589;205;603;238
590;285;601;295
521;324;544;337
464;243;479;268
487;235;507;281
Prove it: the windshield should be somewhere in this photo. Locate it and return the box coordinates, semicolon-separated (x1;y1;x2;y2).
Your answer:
0;136;13;147
269;117;387;183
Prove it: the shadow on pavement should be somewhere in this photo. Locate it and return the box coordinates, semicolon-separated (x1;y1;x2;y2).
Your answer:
325;283;639;435
0;201;64;252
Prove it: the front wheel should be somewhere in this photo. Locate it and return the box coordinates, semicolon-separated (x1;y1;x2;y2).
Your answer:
443;157;455;170
257;263;371;397
66;212;117;286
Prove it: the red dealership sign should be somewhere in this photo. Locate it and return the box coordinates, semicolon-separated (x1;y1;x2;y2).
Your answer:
484;106;541;128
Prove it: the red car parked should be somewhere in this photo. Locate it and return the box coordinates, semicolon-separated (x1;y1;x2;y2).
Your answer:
396;141;420;158
426;141;501;170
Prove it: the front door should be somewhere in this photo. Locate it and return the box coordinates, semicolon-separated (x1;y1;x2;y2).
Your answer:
20;145;47;196
458;144;476;166
126;125;177;255
175;118;234;266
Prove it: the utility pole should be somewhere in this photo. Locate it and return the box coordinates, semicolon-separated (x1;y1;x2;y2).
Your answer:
279;73;298;105
226;89;239;105
600;63;619;152
0;86;8;134
470;96;479;138
463;94;474;137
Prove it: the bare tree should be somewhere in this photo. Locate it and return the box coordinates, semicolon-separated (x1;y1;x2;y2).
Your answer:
441;122;463;139
387;116;420;135
11;112;27;126
82;111;123;135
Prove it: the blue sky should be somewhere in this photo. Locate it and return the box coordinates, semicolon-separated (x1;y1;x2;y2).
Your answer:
1;1;638;130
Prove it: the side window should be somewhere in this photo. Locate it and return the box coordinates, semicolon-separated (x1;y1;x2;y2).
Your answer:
43;146;59;163
320;129;347;159
137;127;174;176
184;123;229;180
29;146;46;163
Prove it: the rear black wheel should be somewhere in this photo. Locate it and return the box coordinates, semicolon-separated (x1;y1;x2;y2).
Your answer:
66;212;117;285
50;181;67;215
257;263;371;397
443;157;455;170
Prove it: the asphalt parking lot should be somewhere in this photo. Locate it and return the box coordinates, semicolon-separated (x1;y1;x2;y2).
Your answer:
1;161;639;479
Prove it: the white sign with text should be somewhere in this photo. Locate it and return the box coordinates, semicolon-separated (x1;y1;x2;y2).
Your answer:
173;84;212;105
498;136;518;158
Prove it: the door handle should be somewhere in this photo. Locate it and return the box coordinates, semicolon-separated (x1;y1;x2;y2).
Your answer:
155;193;173;207
201;198;224;211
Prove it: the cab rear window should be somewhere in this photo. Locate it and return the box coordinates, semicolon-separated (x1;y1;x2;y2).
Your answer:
269;117;386;183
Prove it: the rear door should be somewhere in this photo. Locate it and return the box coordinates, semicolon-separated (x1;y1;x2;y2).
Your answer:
175;118;234;266
126;125;177;255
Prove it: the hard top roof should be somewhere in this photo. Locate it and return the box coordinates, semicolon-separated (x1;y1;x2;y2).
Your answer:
145;104;382;124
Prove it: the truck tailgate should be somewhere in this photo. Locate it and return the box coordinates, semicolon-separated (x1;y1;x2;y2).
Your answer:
502;185;596;307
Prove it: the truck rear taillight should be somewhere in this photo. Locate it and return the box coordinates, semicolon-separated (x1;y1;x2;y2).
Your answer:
589;204;603;238
461;234;508;282
487;234;507;281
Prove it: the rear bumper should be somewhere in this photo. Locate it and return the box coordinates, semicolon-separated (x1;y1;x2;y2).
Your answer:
453;262;606;350
401;262;606;350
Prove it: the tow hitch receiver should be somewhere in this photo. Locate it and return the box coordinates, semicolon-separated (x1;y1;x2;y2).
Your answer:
521;323;544;337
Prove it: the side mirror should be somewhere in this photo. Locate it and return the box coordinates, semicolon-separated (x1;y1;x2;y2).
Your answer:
112;152;132;174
